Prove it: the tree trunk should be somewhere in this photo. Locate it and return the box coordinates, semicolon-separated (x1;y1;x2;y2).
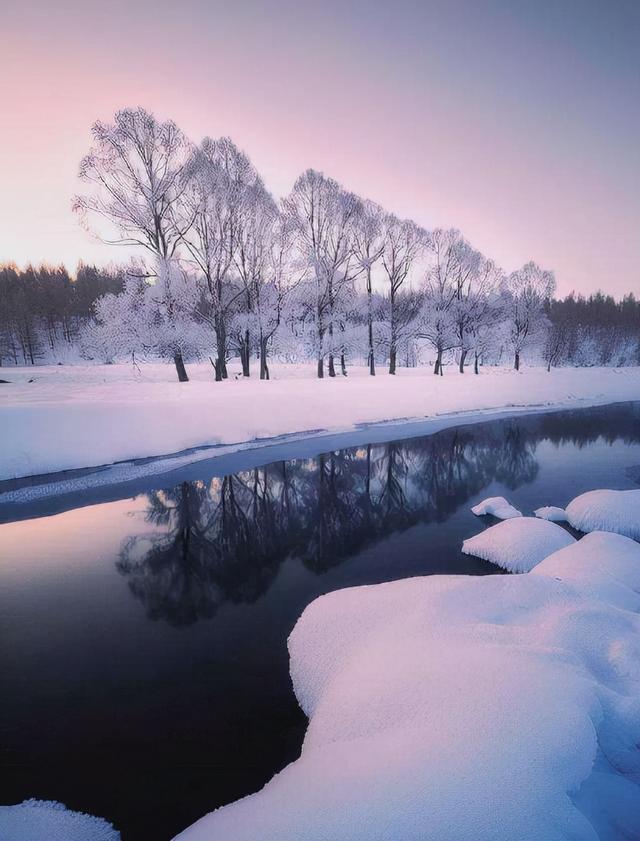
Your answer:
317;312;325;379
367;271;375;375
514;351;520;371
240;329;251;377
328;317;336;377
215;316;228;381
368;339;376;375
434;349;442;375
389;346;397;375
340;352;347;376
459;349;467;373
173;351;189;382
474;351;479;375
388;288;396;375
260;336;270;380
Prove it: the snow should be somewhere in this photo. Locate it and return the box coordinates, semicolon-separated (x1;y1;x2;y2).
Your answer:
0;799;120;841
534;505;568;522
471;495;522;519
1;363;639;485
565;489;640;540
174;532;640;841
531;532;640;612
461;517;575;572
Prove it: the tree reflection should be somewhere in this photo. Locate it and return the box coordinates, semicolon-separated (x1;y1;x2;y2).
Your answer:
117;403;640;625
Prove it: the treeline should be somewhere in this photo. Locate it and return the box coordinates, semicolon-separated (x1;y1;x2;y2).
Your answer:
2;259;636;370
545;293;640;369
0;264;123;365
2;107;639;375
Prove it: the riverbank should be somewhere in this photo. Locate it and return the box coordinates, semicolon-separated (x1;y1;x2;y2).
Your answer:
1;362;639;488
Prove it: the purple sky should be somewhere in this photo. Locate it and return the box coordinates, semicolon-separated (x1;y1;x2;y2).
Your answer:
1;0;638;297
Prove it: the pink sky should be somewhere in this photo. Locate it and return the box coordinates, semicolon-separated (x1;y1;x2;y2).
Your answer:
1;0;638;297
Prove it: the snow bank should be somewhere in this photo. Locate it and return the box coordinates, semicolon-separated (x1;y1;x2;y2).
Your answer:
174;532;640;841
0;800;120;841
461;517;575;572
531;532;640;612
534;505;568;522
471;495;522;519
565;489;640;540
1;363;639;482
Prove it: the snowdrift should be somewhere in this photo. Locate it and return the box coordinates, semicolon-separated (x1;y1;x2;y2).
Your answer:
461;516;575;572
0;800;120;841
471;496;522;519
566;489;640;540
174;532;640;841
534;505;568;522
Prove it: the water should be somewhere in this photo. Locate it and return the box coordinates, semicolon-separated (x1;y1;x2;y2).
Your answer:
1;402;639;841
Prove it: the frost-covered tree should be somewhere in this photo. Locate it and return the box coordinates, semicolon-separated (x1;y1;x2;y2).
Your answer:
352;199;385;375
74;107;193;381
232;180;280;377
284;170;360;378
503;262;555;370
80;261;207;366
452;255;505;373
419;229;469;375
251;210;300;379
181;137;262;380
380;216;424;374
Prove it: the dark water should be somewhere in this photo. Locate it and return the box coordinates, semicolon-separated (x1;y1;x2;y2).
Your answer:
1;402;639;841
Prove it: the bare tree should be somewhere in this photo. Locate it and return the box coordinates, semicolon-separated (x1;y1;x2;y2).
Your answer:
419;228;466;375
352;199;385;375
181;137;260;380
452;254;504;372
381;216;424;374
283;170;359;378
74;107;193;381
232;181;279;377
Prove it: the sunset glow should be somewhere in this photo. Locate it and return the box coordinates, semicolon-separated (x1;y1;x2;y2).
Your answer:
1;0;638;295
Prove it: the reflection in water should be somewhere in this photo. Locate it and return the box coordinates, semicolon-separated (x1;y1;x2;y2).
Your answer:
117;403;640;626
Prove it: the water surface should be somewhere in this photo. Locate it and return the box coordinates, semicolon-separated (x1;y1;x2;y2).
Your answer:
1;402;639;840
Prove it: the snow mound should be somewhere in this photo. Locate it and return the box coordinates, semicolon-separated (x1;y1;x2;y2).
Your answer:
174;534;640;841
461;516;575;572
565;489;640;540
532;531;640;612
471;496;522;519
0;800;120;841
534;505;568;522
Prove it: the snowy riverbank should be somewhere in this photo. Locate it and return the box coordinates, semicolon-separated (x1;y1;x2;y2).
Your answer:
1;363;639;484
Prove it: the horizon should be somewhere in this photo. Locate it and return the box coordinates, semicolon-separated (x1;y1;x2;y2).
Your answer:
1;0;639;297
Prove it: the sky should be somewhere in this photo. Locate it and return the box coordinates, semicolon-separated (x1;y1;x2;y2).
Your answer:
1;0;638;298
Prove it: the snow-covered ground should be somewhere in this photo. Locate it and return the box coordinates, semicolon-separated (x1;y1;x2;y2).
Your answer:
175;531;640;841
0;799;120;841
1;363;639;485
